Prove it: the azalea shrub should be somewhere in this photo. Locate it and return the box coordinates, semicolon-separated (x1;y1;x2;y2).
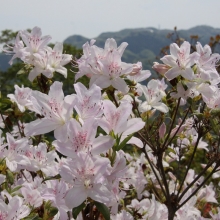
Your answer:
1;26;220;220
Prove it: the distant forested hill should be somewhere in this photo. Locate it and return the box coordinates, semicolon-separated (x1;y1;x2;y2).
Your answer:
63;25;220;71
1;25;219;72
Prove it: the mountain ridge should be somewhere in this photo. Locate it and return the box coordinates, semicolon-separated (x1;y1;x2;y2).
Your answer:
1;25;219;72
63;25;220;71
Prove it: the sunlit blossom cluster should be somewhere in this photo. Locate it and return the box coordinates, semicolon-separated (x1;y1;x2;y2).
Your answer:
1;26;220;220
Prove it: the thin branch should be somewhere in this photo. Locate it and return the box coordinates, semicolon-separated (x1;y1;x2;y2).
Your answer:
166;107;190;147
162;98;181;150
143;148;167;199
157;153;170;201
177;132;202;199
178;160;214;202
138;132;154;150
178;163;218;209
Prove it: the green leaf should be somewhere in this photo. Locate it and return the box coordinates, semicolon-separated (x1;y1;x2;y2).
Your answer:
17;68;26;75
210;118;219;134
94;201;110;220
41;174;61;183
6;170;14;185
0;98;12;104
116;133;133;151
72;202;86;219
11;185;22;193
167;147;176;154
124;78;136;86
48;207;58;218
23;213;42;220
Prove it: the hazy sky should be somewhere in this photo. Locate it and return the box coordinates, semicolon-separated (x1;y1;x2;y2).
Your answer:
1;0;220;43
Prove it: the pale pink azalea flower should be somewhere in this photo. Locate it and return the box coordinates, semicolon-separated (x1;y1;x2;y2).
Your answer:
1;133;29;172
20;142;59;176
99;100;145;148
4;32;25;65
127;198;146;212
136;195;168;220
7;85;33;112
107;181;126;215
21;185;43;208
161;41;200;80
0;196;30;220
103;38;128;57
90;50;133;94
74;40;97;81
53;118;114;158
76;38;133;94
138;80;169;113
170;117;195;137
127;198;156;219
60;153;112;209
75;38;128;81
107;150;127;183
192;136;209;151
113;90;137;105
195;42;220;85
28;42;72;81
157;78;168;97
106;152;128;214
18;171;44;192
27;50;53;81
186;81;209;98
125;161;148;199
24;81;77;141
41;180;70;220
171;82;190;105
203;88;220;109
100;100;142;134
74;82;104;123
19;26;51;64
48;42;72;76
182;78;218;103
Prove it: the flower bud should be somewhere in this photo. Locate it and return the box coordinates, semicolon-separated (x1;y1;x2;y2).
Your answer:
159;122;166;139
152;62;170;75
129;62;142;76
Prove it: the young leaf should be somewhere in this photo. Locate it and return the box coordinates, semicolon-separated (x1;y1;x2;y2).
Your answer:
94;201;110;220
72;202;86;219
116;133;133;151
41;174;61;183
11;185;23;193
6;170;14;185
23;213;42;220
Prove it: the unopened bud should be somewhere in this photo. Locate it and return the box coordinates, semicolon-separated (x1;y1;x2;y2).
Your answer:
159;122;166;139
152;62;170;75
129;62;142;76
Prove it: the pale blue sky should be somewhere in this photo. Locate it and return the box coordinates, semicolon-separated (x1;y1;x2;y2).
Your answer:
1;0;220;43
